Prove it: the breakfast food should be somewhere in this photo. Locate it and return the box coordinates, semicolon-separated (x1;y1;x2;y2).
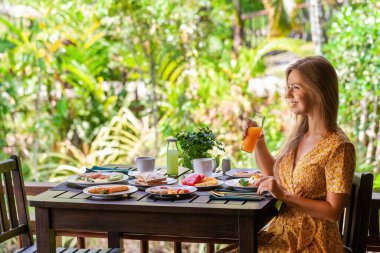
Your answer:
238;178;255;187
181;174;218;187
250;173;262;181
135;171;167;185
233;171;255;177
232;170;262;178
195;177;218;187
237;172;261;187
181;174;204;186
76;172;124;183
88;185;129;194
148;186;190;195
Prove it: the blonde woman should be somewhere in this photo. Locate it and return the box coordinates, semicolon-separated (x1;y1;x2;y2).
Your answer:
242;56;355;252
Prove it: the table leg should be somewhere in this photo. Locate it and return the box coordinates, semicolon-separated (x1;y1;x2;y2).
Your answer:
36;208;56;253
108;232;123;248
239;215;257;253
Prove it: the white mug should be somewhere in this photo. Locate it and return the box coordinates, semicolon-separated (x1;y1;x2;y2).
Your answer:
135;157;155;173
192;158;216;177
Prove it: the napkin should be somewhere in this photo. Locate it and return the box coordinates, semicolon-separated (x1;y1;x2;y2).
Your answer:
85;165;131;175
209;195;264;201
274;200;283;211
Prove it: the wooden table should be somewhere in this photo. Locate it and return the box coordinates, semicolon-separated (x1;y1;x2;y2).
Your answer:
29;167;277;253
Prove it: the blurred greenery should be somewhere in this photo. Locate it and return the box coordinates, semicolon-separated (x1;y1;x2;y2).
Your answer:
324;0;380;178
0;0;378;188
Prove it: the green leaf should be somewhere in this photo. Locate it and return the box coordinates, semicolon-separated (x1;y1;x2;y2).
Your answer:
0;39;16;53
63;62;96;91
56;98;69;117
0;16;24;43
38;58;45;71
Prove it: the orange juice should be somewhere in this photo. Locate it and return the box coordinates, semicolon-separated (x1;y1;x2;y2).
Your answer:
241;127;262;153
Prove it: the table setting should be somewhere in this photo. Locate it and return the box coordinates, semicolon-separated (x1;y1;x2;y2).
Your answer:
49;126;269;201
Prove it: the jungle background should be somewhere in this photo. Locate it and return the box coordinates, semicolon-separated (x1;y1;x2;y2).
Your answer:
0;0;379;252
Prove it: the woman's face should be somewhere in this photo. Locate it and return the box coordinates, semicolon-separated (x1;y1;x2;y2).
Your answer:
286;70;312;115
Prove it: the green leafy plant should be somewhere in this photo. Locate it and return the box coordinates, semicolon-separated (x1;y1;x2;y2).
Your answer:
176;127;224;169
38;107;161;182
324;0;380;173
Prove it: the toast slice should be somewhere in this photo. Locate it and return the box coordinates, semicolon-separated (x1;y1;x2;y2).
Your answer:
136;171;166;185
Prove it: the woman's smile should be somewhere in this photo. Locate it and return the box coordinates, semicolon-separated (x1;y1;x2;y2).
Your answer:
286;70;310;114
288;100;298;107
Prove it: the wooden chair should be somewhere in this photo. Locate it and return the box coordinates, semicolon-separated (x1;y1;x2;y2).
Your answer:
0;155;123;253
367;191;380;251
340;172;373;253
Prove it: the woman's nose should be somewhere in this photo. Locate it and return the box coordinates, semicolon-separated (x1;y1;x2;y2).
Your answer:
286;87;293;98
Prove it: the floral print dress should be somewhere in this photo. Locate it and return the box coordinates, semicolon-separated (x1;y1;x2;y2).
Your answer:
258;130;356;253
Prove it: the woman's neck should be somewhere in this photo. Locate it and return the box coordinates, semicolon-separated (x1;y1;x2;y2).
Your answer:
306;114;328;137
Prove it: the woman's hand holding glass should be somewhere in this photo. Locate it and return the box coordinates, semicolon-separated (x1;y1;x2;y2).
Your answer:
254;176;288;200
242;119;264;140
242;113;265;153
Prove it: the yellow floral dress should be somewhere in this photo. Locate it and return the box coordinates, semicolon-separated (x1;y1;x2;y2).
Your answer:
258;130;356;253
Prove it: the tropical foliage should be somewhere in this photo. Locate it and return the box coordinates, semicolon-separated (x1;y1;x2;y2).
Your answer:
0;0;378;186
0;0;315;183
324;0;380;188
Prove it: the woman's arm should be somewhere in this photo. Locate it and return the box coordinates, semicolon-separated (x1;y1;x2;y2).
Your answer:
254;138;276;176
283;191;348;222
257;178;348;222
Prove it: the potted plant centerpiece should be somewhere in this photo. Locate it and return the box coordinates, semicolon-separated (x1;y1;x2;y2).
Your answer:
176;127;225;170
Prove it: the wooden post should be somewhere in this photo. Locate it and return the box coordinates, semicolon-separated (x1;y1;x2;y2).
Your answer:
174;242;182;253
108;232;123;248
140;240;149;253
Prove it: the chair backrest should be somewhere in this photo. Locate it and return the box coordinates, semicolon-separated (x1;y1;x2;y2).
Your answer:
340;172;373;253
0;155;33;247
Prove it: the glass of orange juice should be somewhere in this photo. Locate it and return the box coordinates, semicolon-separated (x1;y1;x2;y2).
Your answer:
241;112;265;153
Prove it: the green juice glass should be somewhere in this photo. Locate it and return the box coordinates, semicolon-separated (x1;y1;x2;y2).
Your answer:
167;137;179;177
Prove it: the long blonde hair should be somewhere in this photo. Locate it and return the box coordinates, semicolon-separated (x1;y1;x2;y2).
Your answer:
276;56;339;166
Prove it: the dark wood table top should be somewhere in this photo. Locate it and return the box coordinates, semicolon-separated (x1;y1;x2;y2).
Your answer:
29;165;276;215
29;188;276;214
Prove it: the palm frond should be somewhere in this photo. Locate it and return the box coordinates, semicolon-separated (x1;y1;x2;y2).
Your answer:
38;106;162;179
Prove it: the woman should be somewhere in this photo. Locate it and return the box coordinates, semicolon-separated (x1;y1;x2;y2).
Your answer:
247;56;355;252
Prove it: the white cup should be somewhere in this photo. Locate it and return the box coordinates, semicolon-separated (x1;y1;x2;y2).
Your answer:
192;158;216;177
135;157;155;174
